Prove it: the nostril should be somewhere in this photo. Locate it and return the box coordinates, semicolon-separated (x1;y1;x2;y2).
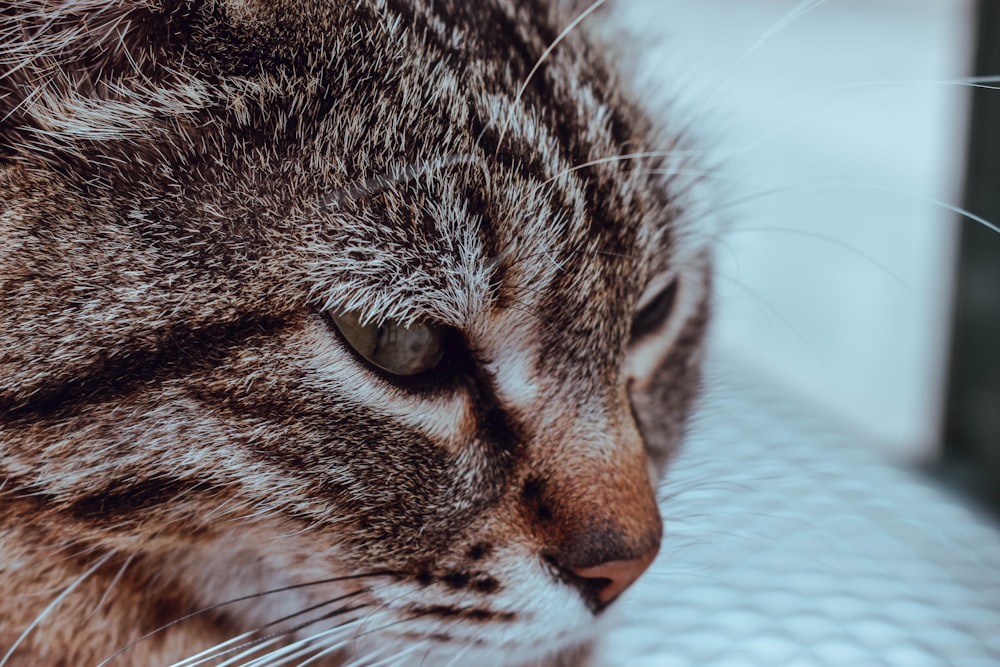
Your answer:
569;548;659;605
547;543;660;610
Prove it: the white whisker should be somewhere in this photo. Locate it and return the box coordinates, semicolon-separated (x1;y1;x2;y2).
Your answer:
191;636;285;667
0;551;115;667
713;270;820;360
440;641;476;667
354;640;428;667
699;0;830;109
234;637;322;667
86;555;134;619
724;226;909;287
824;181;1000;236
231;617;366;667
338;641;394;667
720;180;1000;237
128;581;376;667
167;630;260;667
776;74;1000;104
291;637;353;667
541;150;703;186
727;83;958;164
494;0;607;152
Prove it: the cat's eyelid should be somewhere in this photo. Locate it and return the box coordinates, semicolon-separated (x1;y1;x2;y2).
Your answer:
319;301;436;332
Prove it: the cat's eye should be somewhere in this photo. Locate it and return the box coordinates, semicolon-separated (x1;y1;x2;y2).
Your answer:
327;310;445;376
630;277;679;341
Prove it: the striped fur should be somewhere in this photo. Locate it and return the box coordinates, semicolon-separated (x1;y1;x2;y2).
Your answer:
0;1;714;665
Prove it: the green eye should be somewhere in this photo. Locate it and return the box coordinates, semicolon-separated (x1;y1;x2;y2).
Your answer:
328;310;445;377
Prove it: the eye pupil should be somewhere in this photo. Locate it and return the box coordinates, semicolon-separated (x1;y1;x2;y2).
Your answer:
327;310;445;377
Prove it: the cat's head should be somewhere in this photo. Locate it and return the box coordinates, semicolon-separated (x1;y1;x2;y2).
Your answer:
0;0;712;664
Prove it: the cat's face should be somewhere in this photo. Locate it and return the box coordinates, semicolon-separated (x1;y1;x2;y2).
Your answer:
0;0;712;664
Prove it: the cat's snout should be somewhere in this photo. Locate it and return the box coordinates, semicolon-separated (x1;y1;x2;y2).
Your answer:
544;515;662;610
568;548;660;606
524;458;663;611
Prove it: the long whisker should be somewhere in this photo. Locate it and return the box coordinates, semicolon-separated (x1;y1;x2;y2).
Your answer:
699;0;830;110
713;270;820;359
291;637;358;667
237;624;362;667
0;551;116;667
99;572;393;667
7;540;110;601
642;167;755;186
353;609;434;641
348;581;423;649
541;150;703;186
780;74;1000;101
714;180;1000;237
358;640;430;667
335;611;436;667
724;82;964;165
439;641;476;667
168;631;268;667
277;604;418;667
86;554;134;619
340;642;426;667
492;0;607;155
815;181;1000;236
336;642;395;667
216;613;369;667
170;591;373;667
724;225;909;287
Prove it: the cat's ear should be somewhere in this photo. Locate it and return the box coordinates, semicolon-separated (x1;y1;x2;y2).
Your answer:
0;0;202;161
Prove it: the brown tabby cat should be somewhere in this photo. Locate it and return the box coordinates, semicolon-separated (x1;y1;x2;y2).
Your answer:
0;0;713;664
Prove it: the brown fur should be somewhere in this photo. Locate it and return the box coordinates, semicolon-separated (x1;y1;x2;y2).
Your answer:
0;1;713;664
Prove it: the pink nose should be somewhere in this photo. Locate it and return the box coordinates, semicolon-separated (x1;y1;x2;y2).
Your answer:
569;545;660;605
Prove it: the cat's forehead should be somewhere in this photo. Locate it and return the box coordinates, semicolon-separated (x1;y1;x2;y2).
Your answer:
307;152;679;332
293;0;688;326
2;0;699;328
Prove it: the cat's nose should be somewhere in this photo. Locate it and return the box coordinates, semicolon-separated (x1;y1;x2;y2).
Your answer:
543;505;662;609
567;548;660;605
521;420;663;609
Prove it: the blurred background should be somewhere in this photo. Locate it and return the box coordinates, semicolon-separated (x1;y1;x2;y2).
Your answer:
597;5;1000;665
619;0;995;467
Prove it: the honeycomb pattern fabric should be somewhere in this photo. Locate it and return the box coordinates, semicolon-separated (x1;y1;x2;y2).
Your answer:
598;363;1000;667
